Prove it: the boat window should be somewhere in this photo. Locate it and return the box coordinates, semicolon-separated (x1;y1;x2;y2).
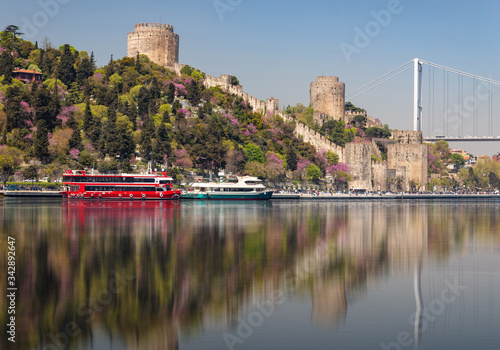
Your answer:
84;186;158;192
156;188;164;192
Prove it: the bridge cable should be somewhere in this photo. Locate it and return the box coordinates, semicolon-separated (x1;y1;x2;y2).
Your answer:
346;65;413;100
422;60;500;86
346;60;413;98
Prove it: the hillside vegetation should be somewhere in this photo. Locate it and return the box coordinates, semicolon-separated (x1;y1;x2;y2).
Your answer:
0;26;353;187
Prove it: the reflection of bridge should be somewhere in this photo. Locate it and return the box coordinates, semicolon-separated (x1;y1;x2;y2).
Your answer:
347;58;500;139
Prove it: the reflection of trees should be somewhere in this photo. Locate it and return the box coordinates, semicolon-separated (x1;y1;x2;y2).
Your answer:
0;200;499;349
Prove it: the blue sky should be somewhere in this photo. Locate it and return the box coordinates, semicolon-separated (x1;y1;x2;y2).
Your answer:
2;0;500;153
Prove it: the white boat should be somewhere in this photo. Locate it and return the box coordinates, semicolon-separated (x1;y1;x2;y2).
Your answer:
183;176;273;200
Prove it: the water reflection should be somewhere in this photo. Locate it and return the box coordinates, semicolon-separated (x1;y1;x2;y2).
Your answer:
0;200;499;349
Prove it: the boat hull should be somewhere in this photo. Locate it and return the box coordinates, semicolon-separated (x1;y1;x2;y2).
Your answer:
63;190;182;200
207;190;274;200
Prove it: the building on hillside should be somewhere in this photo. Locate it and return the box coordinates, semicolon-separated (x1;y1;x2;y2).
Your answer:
493;153;500;163
12;68;43;84
450;148;469;160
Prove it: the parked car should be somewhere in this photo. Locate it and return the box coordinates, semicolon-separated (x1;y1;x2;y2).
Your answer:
30;187;43;191
6;184;19;190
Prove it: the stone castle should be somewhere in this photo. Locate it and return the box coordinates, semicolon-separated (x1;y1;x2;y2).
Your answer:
126;23;429;190
127;23;180;71
310;76;345;125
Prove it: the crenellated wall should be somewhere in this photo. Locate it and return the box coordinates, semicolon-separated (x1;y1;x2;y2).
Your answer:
203;74;267;112
284;115;345;163
203;74;345;160
392;130;423;144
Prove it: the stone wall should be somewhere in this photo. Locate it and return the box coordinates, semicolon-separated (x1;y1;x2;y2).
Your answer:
387;144;428;187
286;115;344;163
372;161;387;191
203;74;345;160
392;130;423;144
345;143;371;190
127;23;179;70
203;74;267;112
310;76;345;125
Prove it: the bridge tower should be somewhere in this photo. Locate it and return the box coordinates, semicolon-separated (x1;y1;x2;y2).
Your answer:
413;58;423;132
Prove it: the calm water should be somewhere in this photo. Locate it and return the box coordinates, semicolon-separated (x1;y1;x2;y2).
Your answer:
1;198;500;350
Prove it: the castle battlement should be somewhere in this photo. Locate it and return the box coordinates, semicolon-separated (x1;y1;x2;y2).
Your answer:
133;22;175;32
315;76;340;82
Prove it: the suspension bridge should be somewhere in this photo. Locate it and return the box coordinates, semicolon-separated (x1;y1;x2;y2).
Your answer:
346;58;500;141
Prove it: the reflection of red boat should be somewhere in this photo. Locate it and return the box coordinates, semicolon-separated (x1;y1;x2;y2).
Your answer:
63;200;181;237
62;170;182;200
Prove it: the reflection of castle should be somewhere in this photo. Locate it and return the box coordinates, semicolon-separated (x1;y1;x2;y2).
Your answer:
5;201;493;349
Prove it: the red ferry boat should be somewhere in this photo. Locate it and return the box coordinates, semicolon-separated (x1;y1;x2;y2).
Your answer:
62;170;182;200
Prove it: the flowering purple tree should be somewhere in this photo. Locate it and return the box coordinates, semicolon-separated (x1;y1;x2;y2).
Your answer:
326;163;351;190
174;149;193;169
69;148;80;160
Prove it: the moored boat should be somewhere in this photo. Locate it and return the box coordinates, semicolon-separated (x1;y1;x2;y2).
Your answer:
62;170;182;200
183;176;273;200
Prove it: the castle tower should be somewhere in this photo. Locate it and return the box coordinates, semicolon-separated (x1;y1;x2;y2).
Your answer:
127;23;179;70
310;76;345;125
266;97;280;115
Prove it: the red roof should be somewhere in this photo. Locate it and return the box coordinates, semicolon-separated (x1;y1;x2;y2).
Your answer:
12;69;43;75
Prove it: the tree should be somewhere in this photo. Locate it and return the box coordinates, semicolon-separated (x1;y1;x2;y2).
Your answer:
116;122;135;160
140;115;155;159
3;85;26;132
244;143;264;163
0;50;14;84
167;82;175;104
325;150;339;165
187;79;200;106
489;172;500;190
351;115;367;129
3;25;23;41
180;65;194;76
102;106;120;156
230;76;239;86
0;146;22;186
78;150;94;167
33;120;50;163
104;54;114;81
32;83;60;130
365;127;391;139
67;116;82;150
137;86;150;117
450;153;465;168
433;140;450;162
134;52;141;73
305;163;321;182
297;142;316;162
76;56;94;84
58;44;76;86
321;120;352;147
23;165;38;181
286;147;298;171
152;123;171;166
